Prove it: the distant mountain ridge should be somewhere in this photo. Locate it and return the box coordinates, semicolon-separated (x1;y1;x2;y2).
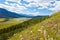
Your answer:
0;8;28;18
0;8;48;18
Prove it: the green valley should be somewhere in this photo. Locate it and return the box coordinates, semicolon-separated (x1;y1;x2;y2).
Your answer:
0;12;60;40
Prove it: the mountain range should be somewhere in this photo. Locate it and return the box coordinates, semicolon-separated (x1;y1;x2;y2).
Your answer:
0;8;48;18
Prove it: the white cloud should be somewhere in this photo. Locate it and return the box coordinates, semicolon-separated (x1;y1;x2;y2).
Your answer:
48;1;60;11
16;4;26;10
23;0;33;2
0;4;15;11
0;4;4;8
4;2;9;5
0;3;26;14
24;0;60;11
20;11;40;16
6;0;20;2
28;12;40;16
24;0;55;8
0;0;26;12
6;0;21;5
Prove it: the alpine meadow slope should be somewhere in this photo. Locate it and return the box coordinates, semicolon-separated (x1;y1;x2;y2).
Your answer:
8;12;60;40
0;17;49;40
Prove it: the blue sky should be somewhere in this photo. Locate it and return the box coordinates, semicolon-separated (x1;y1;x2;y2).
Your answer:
0;0;60;16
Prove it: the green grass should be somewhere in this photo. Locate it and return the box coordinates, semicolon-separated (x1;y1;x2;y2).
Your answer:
0;18;32;40
0;12;60;40
8;12;60;40
0;16;48;40
0;18;31;29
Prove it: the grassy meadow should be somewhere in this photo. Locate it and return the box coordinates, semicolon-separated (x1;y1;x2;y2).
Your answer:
0;12;60;40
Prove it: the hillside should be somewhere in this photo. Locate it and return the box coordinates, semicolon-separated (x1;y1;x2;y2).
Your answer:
8;12;60;40
0;16;48;40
